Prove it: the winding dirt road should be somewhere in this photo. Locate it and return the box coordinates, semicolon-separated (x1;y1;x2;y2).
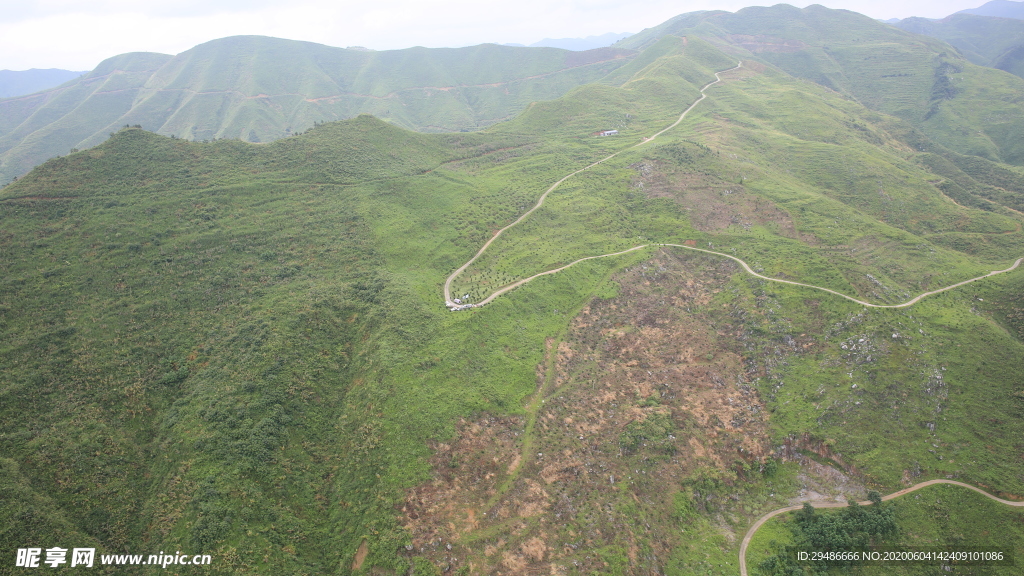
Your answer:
738;479;1024;576
442;61;1022;311
658;244;1023;309
443;62;744;309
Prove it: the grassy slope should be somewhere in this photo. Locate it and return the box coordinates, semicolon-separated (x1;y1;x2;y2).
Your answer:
619;4;1024;167
0;52;172;180
1;30;1023;576
457;55;1023;306
396;35;1024;573
0;120;491;574
673;52;1024;504
0;37;636;186
896;14;1024;78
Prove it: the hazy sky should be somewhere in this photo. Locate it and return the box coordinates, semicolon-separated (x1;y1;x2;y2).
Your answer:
0;0;999;71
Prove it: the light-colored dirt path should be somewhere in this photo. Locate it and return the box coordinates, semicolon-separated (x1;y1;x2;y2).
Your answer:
441;61;1022;312
443;62;743;309
471;245;650;307
739;479;1024;576
448;236;1022;312
659;244;1023;309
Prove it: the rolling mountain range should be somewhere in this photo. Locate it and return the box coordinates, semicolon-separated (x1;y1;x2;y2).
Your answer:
6;4;1024;188
2;4;1024;575
0;37;635;185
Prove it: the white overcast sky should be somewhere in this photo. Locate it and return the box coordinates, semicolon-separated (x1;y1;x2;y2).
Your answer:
0;0;997;71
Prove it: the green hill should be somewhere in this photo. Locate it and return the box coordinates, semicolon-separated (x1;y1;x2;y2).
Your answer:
896;13;1024;79
0;52;172;184
8;6;1024;183
617;4;1024;166
0;36;635;186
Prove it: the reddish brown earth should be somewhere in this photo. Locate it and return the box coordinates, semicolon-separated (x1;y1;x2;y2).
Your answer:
631;158;814;244
403;250;788;574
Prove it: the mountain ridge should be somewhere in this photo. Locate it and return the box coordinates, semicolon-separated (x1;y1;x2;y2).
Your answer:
956;0;1024;19
613;4;1024;166
0;36;636;185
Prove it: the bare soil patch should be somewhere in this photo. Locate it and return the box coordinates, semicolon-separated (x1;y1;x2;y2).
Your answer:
403;250;783;574
632;160;813;244
352;539;369;571
402;414;525;572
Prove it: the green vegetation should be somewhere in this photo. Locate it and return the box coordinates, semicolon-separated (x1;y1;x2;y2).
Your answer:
0;37;637;186
749;484;1024;575
896;14;1024;79
619;4;1024;166
757;493;898;574
2;6;1024;574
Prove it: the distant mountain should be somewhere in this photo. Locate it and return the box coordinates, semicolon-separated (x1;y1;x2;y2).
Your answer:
895;14;1024;78
0;68;88;98
956;0;1024;19
529;32;632;51
0;36;636;185
617;4;1024;165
